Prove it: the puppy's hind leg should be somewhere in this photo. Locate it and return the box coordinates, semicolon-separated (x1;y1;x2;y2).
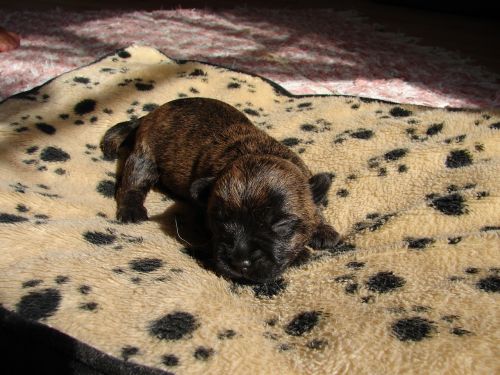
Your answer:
115;149;159;223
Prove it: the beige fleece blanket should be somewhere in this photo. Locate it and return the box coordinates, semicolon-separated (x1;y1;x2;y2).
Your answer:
0;45;499;374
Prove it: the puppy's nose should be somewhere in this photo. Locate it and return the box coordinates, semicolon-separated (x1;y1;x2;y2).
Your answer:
231;259;251;273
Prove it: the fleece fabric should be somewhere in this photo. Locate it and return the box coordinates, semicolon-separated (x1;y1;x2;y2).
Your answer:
0;46;498;375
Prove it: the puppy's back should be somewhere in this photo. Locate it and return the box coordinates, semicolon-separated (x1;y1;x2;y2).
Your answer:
104;97;311;199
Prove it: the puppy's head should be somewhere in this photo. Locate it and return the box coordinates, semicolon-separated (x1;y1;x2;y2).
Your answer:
190;156;332;283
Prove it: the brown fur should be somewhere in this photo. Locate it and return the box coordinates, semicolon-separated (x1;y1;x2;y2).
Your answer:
101;97;340;282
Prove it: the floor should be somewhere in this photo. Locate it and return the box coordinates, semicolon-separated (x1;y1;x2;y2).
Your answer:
0;1;498;107
1;0;497;75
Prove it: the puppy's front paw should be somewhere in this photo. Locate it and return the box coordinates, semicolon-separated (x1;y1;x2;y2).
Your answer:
117;205;148;223
309;223;341;249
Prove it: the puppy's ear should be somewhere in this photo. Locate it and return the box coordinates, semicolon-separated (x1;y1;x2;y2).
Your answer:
190;177;215;205
309;222;340;249
309;173;333;205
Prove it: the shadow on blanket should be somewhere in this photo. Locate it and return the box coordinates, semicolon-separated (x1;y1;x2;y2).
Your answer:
150;202;218;275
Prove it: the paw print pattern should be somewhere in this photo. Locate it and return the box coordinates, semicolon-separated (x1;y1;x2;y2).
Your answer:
449;267;500;293
10;114;57;135
299;118;332;133
0;46;499;375
263;311;325;353
227;77;257;93
426;183;491;217
387;305;475;341
285;101;313;113
353;212;396;233
280;137;314;154
332;264;406;302
82;228;144;252
8;181;61;198
117;78;155;92
365;148;408;177
22;145;70;173
64;75;100;89
15;274;102;321
11;87;50;103
177;68;208;83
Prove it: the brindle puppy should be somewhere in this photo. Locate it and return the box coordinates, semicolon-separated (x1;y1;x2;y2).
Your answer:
101;97;340;283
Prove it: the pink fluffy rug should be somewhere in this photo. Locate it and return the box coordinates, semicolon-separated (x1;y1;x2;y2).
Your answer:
1;8;498;108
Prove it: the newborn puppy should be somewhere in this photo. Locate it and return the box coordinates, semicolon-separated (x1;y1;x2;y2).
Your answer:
101;97;340;283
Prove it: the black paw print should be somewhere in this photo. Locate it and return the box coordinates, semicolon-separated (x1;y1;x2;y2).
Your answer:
450;267;499;293
366;148;408;177
387;304;474;341
64;75;100;89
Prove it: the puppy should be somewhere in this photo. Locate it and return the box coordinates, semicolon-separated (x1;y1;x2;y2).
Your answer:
101;97;340;283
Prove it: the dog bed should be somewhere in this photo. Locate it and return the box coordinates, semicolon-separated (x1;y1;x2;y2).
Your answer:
0;45;498;374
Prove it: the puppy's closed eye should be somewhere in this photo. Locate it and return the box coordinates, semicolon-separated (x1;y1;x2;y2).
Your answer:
272;216;301;237
250;249;266;261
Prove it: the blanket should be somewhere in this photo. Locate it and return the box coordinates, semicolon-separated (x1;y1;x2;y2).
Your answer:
0;46;498;375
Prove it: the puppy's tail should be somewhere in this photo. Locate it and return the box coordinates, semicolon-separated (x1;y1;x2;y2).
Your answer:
100;119;140;160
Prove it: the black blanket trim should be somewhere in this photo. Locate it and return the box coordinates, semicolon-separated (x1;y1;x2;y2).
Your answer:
0;307;171;375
